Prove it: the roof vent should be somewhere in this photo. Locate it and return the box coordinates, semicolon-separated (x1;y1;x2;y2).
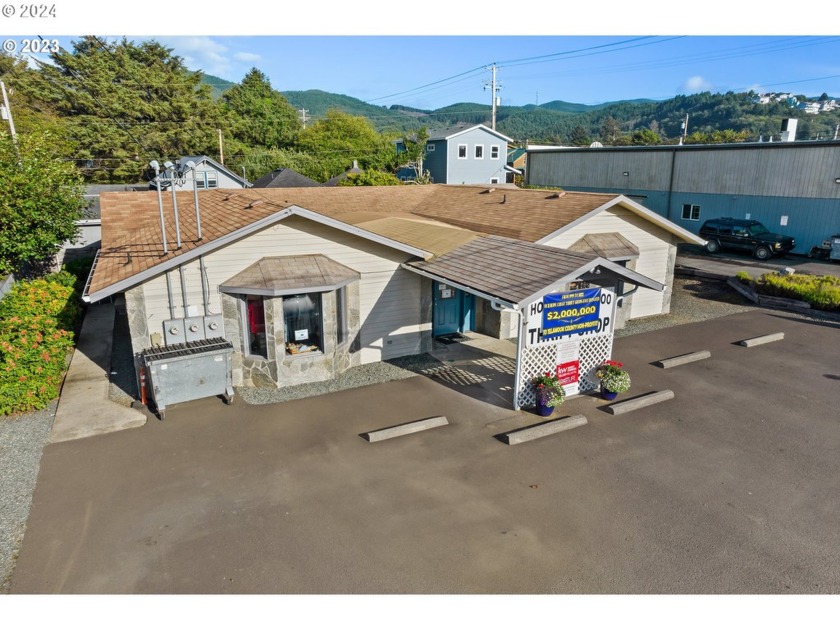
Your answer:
482;188;496;194
547;191;566;199
247;199;266;209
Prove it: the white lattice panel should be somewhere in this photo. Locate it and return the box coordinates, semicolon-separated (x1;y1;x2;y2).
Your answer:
515;333;613;409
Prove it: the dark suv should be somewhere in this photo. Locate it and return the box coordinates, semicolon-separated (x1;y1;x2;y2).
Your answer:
699;218;796;260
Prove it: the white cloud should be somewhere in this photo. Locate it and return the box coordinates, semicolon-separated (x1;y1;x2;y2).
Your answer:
234;52;261;63
158;36;233;78
682;75;713;93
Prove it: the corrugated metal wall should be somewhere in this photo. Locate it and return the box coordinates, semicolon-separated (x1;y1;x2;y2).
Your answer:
527;143;840;253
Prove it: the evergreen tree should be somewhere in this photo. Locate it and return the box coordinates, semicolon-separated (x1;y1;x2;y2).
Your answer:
14;36;221;182
221;68;301;150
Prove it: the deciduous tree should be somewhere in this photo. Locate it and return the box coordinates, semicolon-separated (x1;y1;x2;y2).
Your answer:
0;130;85;274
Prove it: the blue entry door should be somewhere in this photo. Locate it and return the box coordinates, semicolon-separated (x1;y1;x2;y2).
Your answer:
433;281;462;336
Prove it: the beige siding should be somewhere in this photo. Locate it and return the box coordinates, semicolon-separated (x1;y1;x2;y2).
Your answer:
542;207;673;319
139;215;424;361
359;268;425;362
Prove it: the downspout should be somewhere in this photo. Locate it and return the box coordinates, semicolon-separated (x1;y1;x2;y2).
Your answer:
199;256;211;315
179;265;189;318
665;146;677;222
164;271;176;320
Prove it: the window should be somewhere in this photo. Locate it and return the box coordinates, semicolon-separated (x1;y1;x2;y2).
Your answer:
681;204;701;221
474;145;484;159
490;145;500;159
194;171;219;190
336;287;347;346
490;177;499;184
283;293;323;354
457;144;467;159
425;143;435;152
244;296;267;358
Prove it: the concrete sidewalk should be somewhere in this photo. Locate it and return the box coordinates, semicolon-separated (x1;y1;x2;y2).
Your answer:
49;303;146;443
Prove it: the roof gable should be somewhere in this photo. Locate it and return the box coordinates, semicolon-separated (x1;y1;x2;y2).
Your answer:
177;155;251;187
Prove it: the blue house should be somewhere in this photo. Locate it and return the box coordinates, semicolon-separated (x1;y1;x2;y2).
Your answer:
397;124;514;185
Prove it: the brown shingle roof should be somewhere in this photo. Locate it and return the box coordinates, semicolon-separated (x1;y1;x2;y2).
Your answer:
87;185;621;299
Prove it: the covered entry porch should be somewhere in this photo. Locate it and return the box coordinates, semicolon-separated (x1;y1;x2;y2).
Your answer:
403;235;665;410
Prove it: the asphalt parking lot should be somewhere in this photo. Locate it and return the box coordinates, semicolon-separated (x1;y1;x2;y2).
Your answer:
10;309;840;594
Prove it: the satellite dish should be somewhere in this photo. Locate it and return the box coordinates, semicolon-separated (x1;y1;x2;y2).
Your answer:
589;141;604;148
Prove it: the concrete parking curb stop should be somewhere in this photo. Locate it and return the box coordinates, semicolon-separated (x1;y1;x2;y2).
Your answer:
363;416;449;442
738;332;785;347
607;390;674;415
654;350;711;369
501;415;588;444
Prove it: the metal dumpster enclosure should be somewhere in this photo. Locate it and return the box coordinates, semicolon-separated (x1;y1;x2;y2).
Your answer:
142;338;234;419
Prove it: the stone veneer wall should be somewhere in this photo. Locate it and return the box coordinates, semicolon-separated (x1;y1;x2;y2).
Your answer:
124;285;150;392
475;296;514;339
223;281;363;389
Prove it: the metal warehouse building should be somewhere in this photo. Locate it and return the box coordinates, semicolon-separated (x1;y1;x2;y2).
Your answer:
525;140;840;255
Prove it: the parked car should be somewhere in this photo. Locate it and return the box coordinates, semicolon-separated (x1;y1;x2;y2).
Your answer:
699;218;796;260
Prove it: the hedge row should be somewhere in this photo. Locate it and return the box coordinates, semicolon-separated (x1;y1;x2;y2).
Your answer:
756;272;840;312
0;275;82;415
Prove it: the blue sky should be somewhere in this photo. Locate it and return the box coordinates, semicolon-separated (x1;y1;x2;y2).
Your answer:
3;3;840;110
154;35;840;109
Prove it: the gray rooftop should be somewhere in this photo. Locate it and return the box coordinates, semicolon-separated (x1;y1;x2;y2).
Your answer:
404;235;600;307
252;168;322;189
218;255;360;297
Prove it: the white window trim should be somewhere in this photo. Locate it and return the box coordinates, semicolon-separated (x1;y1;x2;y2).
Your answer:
283;292;325;357
241;295;268;359
457;144;467;159
490;177;499;184
336;286;348;348
490;145;500;159
474;144;484;159
426;143;435;152
681;203;701;221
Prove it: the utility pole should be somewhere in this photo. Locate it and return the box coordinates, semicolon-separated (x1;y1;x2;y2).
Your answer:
299;108;309;129
217;128;224;165
483;65;501;130
1;81;18;148
679;113;689;145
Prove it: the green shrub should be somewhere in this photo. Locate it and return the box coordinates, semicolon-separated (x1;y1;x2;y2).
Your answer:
0;278;81;414
755;273;840;312
0;315;74;414
0;278;81;331
735;271;752;285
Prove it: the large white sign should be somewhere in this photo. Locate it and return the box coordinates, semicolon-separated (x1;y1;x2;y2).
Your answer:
525;288;615;347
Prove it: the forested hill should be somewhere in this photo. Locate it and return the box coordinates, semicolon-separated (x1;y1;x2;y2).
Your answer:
278;88;840;144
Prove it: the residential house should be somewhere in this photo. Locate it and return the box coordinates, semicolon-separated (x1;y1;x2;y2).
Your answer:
506;147;527;182
324;160;364;186
252;168;321;188
86;185;702;411
151;156;251;192
397;124;514;185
